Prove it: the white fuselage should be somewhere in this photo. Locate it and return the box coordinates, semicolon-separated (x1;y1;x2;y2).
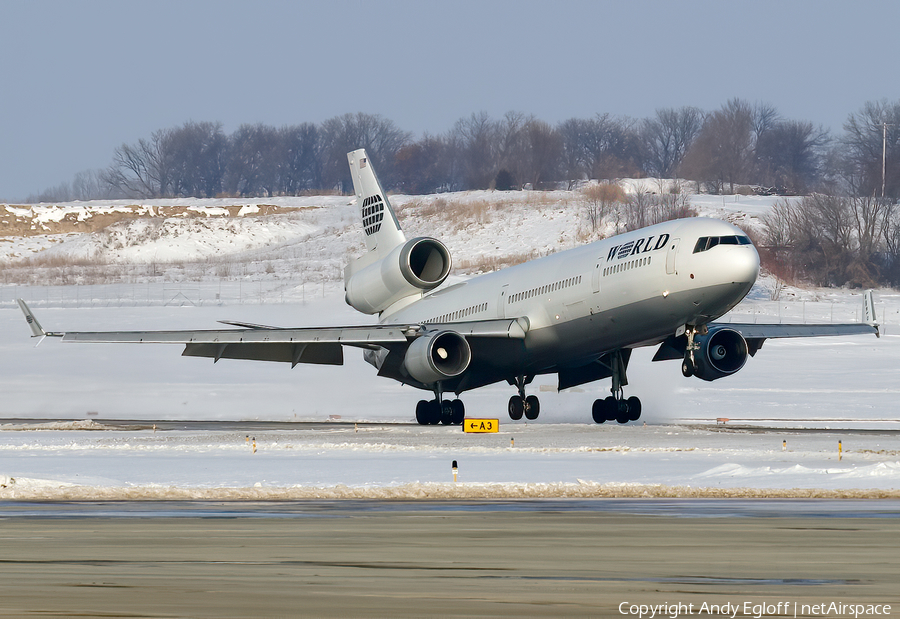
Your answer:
382;217;759;384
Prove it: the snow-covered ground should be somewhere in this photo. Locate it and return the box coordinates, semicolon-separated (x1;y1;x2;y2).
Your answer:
1;287;897;500
1;186;898;499
2;421;898;500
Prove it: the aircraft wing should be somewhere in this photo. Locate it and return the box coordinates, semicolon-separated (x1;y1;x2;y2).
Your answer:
16;299;526;367
709;321;878;357
716;322;878;340
714;288;879;345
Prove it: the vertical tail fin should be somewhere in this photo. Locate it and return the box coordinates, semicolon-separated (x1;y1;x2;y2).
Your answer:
347;149;405;257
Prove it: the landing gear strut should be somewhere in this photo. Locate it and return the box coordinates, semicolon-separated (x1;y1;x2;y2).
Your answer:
415;382;464;426
591;349;641;424
681;324;707;378
508;375;539;421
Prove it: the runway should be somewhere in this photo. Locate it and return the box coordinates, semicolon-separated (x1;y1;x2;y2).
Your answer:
5;418;900;435
1;500;898;618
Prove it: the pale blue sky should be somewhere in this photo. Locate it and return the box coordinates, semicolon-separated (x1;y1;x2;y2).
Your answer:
2;0;899;200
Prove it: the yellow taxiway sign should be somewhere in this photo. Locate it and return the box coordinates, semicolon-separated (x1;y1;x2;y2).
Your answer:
463;418;499;433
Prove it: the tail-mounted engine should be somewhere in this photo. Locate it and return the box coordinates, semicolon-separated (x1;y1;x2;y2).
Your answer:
692;327;749;381
403;330;471;385
345;237;451;314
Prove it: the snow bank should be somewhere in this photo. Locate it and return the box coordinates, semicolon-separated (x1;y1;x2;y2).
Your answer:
696;462;900;481
2;479;898;501
0;420;122;431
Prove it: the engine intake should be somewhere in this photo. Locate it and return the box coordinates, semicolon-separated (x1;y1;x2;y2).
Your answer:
693;327;748;381
403;331;471;385
345;237;451;314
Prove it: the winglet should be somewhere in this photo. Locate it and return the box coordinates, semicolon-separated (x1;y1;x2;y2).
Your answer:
863;289;880;337
17;299;47;338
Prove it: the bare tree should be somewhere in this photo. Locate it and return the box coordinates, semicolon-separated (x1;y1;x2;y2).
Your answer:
756;120;830;194
522;117;562;188
103;129;175;198
640;107;705;178
681;98;756;193
496;111;527;186
751;101;780;142
557;114;641;182
279;123;322;194
320;112;411;192
71;169;115;200
394;134;456;194
451;111;500;190
581;183;624;232
166;121;227;197
840;99;900;199
224;124;282;197
762;193;894;287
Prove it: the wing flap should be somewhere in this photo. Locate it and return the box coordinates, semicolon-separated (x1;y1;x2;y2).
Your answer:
182;342;344;365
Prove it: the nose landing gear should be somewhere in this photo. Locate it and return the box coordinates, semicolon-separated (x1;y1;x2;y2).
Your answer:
681;324;706;378
508;375;539;421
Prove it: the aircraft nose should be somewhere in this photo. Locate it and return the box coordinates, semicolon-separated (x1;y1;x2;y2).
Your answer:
725;246;760;285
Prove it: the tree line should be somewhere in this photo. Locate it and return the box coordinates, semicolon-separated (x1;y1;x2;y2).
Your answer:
30;99;900;202
25;99;900;289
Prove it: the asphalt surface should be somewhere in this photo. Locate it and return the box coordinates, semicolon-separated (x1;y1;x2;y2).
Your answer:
1;500;898;618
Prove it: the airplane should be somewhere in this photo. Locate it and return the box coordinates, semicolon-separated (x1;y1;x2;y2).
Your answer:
17;148;879;425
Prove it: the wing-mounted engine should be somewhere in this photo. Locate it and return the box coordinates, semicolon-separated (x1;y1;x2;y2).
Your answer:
345;236;451;314
403;330;471;385
692;326;749;381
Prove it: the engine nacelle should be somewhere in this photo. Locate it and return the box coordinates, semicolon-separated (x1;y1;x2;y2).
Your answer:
345;237;451;314
403;331;471;385
692;327;749;382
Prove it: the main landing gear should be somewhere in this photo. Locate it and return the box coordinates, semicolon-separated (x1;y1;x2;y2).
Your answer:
591;349;642;424
507;375;540;421
415;382;465;425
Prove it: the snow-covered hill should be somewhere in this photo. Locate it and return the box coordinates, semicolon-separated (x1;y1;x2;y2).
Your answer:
1;184;778;286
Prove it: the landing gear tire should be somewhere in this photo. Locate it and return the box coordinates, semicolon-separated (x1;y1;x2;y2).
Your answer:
429;400;442;425
440;399;454;425
591;399;606;424
681;358;694;378
508;395;524;420
416;400;430;425
416;399;442;425
450;399;465;425
524;395;540;420
603;396;618;422
591;395;642;424
627;396;642;422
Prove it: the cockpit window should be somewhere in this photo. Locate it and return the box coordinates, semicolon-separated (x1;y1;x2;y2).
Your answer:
693;235;752;253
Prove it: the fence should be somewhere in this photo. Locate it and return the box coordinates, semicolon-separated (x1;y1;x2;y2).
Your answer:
0;280;337;309
1;282;896;334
